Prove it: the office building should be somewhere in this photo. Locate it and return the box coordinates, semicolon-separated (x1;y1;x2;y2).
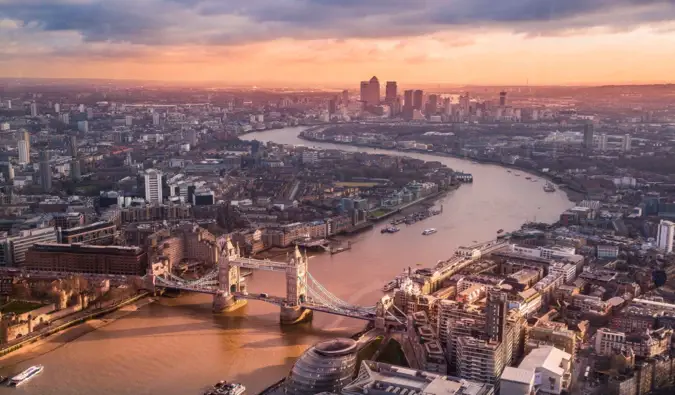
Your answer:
0;162;14;181
39;150;52;192
30;102;37;117
78;104;85;112
285;338;358;395
622;134;632;152
360;81;369;103
77;120;88;133
342;361;494;395
5;99;11;109
4;228;58;267
499;91;507;107
185;129;198;146
404;90;414;108
71;158;81;181
54;103;60;113
125;115;133;126
426;94;439;115
328;97;337;115
152;112;160;126
60;113;70;125
17;140;29;164
25;243;147;276
86;107;93;120
656;220;675;253
385;81;397;103
583;123;594;150
413;90;424;110
69;135;78;157
144;169;163;204
598;133;608;151
501;346;571;395
341;89;349;104
58;221;117;245
367;76;380;105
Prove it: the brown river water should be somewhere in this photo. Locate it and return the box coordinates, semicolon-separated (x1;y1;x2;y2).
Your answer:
0;126;572;395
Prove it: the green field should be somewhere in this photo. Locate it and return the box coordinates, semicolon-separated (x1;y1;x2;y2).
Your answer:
369;209;390;218
0;300;45;315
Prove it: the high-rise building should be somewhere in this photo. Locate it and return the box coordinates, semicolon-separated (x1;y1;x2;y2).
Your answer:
5;99;11;109
152;112;160;126
0;162;14;181
144;169;163;204
39;150;52;192
657;220;675;254
86;107;94;120
622;133;632;152
185;129;198;146
61;113;70;125
17;140;29;165
403;90;414;108
426;94;439;115
341;89;349;104
499;91;507;107
486;288;508;342
54;103;60;113
71;158;81;181
69;135;78;158
598;133;608;151
368;76;380;105
78;104;85;112
30;102;38;117
413;90;424;110
77;120;88;133
125;115;133;126
583;123;594;150
328;97;338;115
360;81;369;103
385;81;397;103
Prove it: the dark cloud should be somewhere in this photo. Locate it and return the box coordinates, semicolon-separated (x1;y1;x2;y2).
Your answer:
1;0;674;48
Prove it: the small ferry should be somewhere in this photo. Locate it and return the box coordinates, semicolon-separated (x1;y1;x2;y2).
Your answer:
382;280;398;292
203;381;246;395
381;226;400;234
8;365;43;387
422;228;437;236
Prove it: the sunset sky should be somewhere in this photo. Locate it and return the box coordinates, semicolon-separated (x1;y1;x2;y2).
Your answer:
1;0;675;86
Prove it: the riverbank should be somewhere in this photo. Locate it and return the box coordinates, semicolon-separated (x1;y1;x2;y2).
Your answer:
297;134;585;203
0;294;154;362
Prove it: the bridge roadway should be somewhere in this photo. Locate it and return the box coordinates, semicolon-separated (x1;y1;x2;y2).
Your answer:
154;281;378;321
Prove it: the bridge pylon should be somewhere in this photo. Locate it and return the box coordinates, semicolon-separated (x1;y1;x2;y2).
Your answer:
213;236;246;313
281;246;312;324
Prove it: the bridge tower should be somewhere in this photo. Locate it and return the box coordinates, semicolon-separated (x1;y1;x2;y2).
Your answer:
375;295;394;330
280;246;312;324
212;236;246;313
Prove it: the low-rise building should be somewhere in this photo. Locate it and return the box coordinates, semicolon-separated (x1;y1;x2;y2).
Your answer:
24;243;147;276
501;346;572;395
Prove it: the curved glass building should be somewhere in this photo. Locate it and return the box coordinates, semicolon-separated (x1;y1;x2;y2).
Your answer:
285;338;358;395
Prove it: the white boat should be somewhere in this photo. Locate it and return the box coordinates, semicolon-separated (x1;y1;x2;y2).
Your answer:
422;228;437;236
8;365;43;387
382;280;398;292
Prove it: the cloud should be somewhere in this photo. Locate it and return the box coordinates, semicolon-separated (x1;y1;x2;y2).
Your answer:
0;0;674;60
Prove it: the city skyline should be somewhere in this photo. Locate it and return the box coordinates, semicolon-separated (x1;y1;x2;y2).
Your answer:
1;0;675;85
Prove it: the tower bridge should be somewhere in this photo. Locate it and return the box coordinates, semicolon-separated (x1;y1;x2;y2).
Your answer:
145;237;404;327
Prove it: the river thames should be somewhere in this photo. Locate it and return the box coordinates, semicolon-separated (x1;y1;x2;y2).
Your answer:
0;126;572;395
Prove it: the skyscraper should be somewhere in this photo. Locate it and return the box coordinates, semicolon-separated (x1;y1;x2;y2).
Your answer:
152;112;160;126
71;159;81;181
403;90;414;108
54;103;60;113
622;134;632;152
426;94;439;115
412;90;424;110
657;220;674;254
144;169;163;204
499;91;507;107
341;90;349;104
368;76;380;105
328;97;338;115
30;102;38;117
485;288;508;342
39;150;52;192
69;135;78;158
360;81;369;103
17;140;29;165
583;123;594;150
385;81;397;103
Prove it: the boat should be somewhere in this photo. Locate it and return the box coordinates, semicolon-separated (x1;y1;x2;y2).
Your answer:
8;365;43;387
507;170;511;173
381;226;400;234
514;173;521;177
543;182;556;193
525;176;531;180
422;228;437;236
203;381;246;395
497;229;504;234
382;280;398;292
